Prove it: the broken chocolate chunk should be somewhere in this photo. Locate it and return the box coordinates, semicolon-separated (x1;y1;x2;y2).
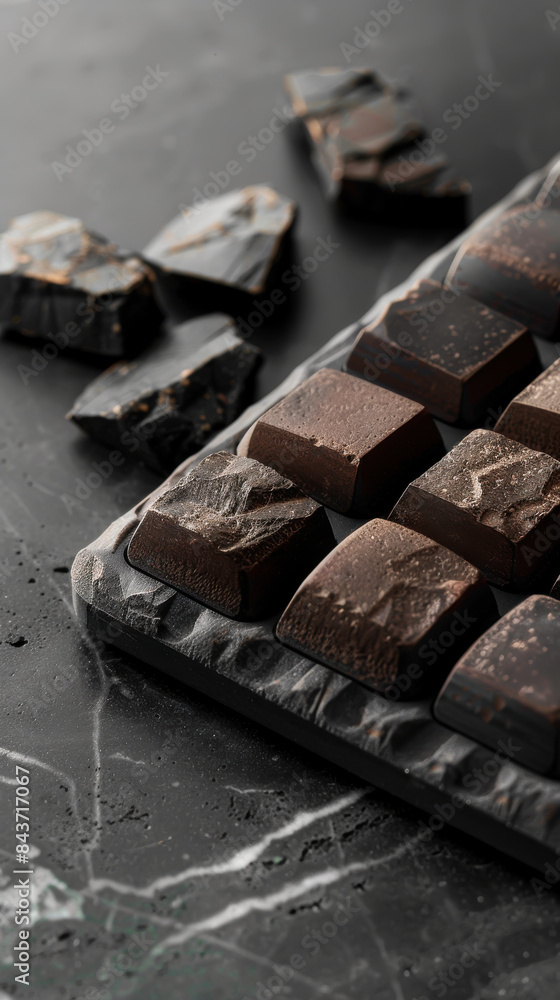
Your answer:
434;595;560;776
446;206;560;340
237;368;444;515
346;278;540;424
127;451;335;620
0;211;163;357
68;315;260;475
390;429;560;589
284;68;470;225
494;358;560;460
276;518;497;699
143;186;297;301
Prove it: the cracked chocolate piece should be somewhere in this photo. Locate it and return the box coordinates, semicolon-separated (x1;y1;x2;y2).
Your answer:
68;316;261;475
446;207;560;340
284;68;470;225
276;518;497;699
127;451;335;620
434;595;560;776
237;368;444;516
143;186;297;298
346;278;540;425
390;429;560;589
0;211;162;357
494;358;560;460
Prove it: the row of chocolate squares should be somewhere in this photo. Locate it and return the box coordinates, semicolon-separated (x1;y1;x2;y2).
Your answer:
128;446;560;779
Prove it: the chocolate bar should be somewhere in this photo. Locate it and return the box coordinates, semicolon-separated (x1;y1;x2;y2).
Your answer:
494;358;560;460
434;595;560;776
127;451;335;620
276;518;497;699
0;211;162;357
446;206;560;340
67;316;260;475
143;186;297;300
390;429;560;589
346;278;539;424
237;368;444;515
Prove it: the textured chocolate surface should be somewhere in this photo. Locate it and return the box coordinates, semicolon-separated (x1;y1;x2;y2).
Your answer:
446;206;560;340
237;367;444;515
127;451;335;619
435;595;560;776
143;186;296;296
495;357;560;460
276;518;496;698
0;211;162;357
346;278;540;424
283;67;387;118
67;315;260;475
390;429;560;588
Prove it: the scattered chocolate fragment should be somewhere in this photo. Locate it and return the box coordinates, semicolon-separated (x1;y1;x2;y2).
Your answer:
284;68;470;225
390;429;560;589
143;186;297;299
237;368;444;515
276;518;497;699
346;278;540;424
127;451;335;620
494;358;560;460
446;206;560;340
0;211;162;357
68;315;260;475
434;595;560;776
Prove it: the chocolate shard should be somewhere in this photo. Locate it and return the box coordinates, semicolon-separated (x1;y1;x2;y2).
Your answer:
143;186;297;299
237;368;444;516
127;451;335;620
284;68;470;225
446;206;560;340
276;518;497;700
494;357;560;459
390;429;560;589
0;211;163;357
434;595;560;776
68;316;261;475
346;278;540;425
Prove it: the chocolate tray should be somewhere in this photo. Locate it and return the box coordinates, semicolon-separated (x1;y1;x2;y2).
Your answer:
72;154;560;879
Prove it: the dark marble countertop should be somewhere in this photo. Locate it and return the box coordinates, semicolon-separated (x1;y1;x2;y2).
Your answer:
1;1;560;997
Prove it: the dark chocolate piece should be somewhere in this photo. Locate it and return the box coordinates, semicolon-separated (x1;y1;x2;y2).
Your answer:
127;451;335;620
346;278;540;424
276;518;497;699
237;368;444;515
494;358;560;460
446;206;560;340
284;68;470;225
0;211;162;358
68;316;260;475
143;186;297;297
390;429;560;589
434;595;560;776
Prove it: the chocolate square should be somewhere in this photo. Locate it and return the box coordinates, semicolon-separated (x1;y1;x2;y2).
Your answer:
390;429;560;588
346;279;540;424
276;518;497;699
434;595;560;776
127;451;335;621
494;357;560;460
237;368;443;515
